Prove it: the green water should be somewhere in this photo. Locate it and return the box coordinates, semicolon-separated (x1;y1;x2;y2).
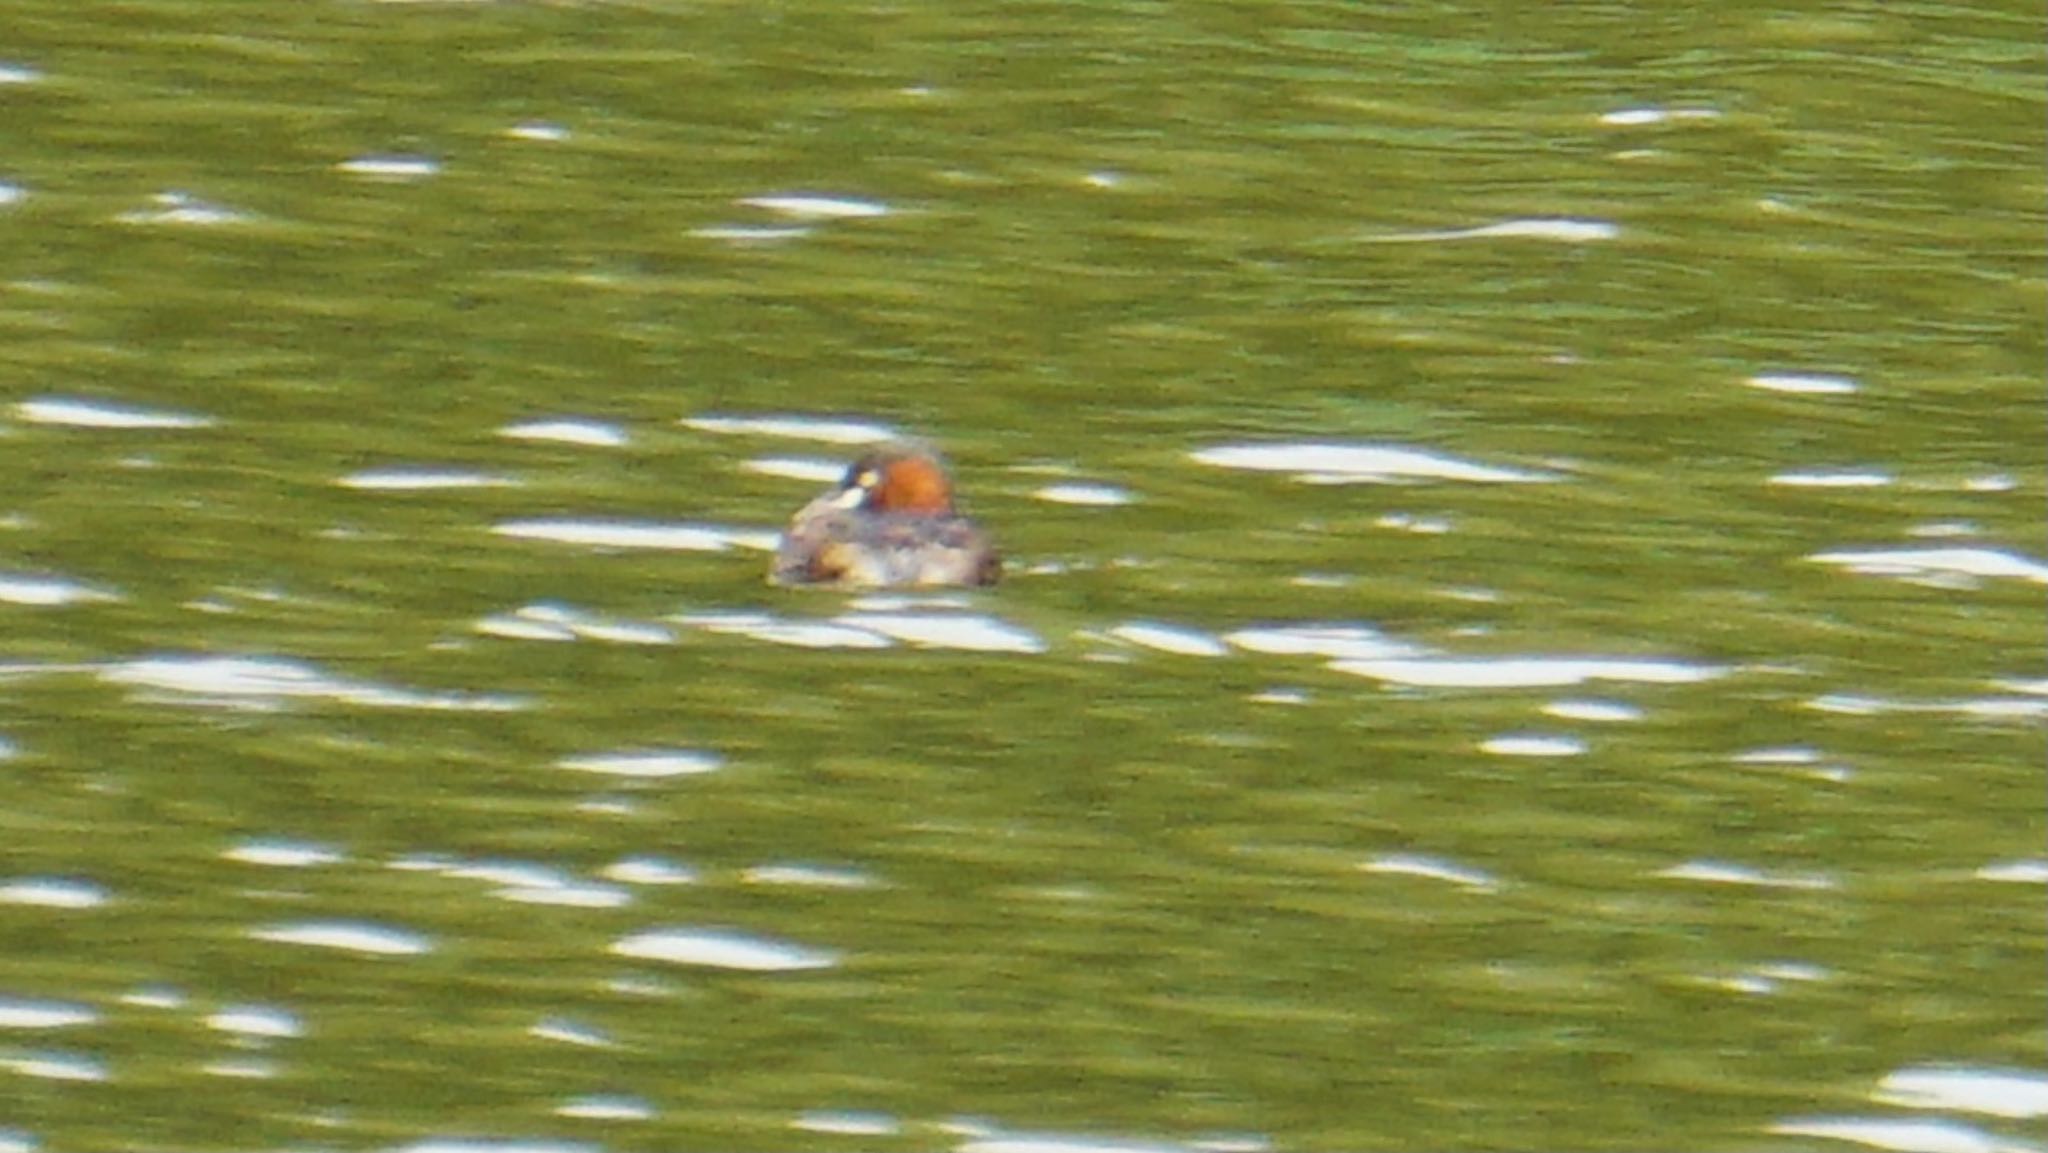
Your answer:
1;2;2042;1151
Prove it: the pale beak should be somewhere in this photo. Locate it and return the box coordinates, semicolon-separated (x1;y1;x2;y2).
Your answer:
791;486;864;523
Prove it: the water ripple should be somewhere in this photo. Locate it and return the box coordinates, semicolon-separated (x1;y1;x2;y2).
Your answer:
497;418;629;447
477;603;676;645
102;655;528;712
1768;1116;2035;1153
491;519;763;552
335;153;439;181
249;920;433;956
205;1005;303;1039
682;413;898;444
1876;1067;2048;1120
223;839;345;868
1192;442;1554;483
611;928;838;972
1656;861;1835;891
1333;655;1722;688
738;194;890;220
1360;854;1499;891
1361;218;1621;243
1748;371;1860;395
15;396;212;429
1;1049;107;1082
556;1094;654;1120
1106;622;1229;657
1809;547;2048;586
115;190;253;226
557;748;723;779
338;467;519;491
0;572;116;606
837;611;1047;653
1033;482;1136;506
0;877;109;909
0;997;98;1029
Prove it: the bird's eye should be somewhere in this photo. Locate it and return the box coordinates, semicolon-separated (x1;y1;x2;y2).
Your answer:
854;469;881;490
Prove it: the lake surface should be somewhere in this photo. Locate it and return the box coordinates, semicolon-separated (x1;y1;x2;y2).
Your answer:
1;2;2042;1150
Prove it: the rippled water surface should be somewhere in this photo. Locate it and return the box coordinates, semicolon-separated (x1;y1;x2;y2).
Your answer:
1;2;2043;1151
